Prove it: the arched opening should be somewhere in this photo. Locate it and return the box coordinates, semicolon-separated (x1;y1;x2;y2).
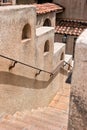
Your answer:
60;52;64;60
22;24;31;40
43;19;51;27
44;40;49;53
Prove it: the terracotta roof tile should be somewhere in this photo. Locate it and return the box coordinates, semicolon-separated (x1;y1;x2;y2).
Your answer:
33;3;63;14
55;19;87;36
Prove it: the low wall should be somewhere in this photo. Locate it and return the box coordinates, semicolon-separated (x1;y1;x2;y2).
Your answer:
0;57;64;114
68;29;87;130
0;5;64;114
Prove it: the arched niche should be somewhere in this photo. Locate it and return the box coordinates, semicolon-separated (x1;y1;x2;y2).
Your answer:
44;40;50;53
22;23;31;40
43;19;51;27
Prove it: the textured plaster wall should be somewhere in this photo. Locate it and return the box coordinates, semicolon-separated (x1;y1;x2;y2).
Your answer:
0;5;36;66
36;12;56;28
0;5;64;114
68;29;87;130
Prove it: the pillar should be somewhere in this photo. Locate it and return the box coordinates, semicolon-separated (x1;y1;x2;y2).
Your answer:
68;29;87;130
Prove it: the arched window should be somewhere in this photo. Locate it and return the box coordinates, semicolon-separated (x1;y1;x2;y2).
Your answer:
22;24;31;40
60;52;64;60
44;40;49;53
43;19;51;27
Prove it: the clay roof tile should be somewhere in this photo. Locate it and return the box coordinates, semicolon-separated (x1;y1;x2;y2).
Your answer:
33;3;63;14
56;19;87;36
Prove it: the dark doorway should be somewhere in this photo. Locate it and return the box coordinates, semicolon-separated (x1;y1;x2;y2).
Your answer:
43;19;51;26
38;0;52;4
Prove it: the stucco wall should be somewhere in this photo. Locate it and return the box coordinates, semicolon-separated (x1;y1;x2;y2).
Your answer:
53;0;87;20
68;29;87;129
0;5;64;114
36;27;54;81
36;12;56;28
0;58;64;114
0;5;36;67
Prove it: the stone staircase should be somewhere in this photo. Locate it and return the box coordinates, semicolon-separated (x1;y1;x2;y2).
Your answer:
0;106;68;130
0;60;71;130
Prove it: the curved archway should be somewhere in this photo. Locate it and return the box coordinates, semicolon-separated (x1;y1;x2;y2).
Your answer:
22;24;31;40
60;52;64;60
44;40;50;53
43;19;51;27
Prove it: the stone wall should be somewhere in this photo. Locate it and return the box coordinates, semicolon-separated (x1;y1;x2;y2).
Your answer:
68;29;87;130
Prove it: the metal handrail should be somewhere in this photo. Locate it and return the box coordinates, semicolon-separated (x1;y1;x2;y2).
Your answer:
0;54;53;76
63;61;73;68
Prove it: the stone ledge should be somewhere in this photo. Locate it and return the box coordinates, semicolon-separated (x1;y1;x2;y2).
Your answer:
36;27;54;37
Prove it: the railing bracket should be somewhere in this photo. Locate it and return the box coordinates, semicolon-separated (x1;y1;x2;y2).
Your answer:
9;61;17;70
35;70;42;77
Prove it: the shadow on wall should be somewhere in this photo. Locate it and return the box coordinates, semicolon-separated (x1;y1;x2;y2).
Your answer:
0;67;62;89
16;0;36;4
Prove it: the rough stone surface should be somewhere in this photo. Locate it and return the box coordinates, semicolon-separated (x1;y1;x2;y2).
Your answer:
68;29;87;130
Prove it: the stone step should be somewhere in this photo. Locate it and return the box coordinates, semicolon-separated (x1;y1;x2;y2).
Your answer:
0;106;68;130
47;107;67;115
14;112;63;130
1;116;29;130
32;107;67;119
0;122;20;130
29;111;68;126
1;113;51;130
0;119;49;130
23;107;68;122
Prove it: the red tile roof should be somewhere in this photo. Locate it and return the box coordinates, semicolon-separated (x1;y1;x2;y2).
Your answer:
55;19;87;36
34;3;63;14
